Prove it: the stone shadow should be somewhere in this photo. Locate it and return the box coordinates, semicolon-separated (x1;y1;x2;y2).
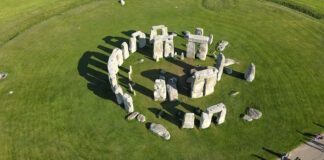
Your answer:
251;154;266;160
296;130;316;138
77;51;121;106
313;122;324;128
117;73;153;98
224;67;245;80
141;69;191;97
261;147;283;158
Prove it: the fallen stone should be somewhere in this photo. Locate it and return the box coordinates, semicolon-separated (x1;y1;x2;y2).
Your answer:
136;114;146;122
150;123;171;140
217;40;229;51
0;73;8;79
247;108;262;120
224;58;236;67
120;0;125;5
242;115;253;122
180;52;184;60
138;58;144;63
230;91;239;96
182;113;195;129
127;112;139;121
9;91;14;94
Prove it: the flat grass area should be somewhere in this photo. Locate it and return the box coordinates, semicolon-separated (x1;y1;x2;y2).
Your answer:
0;0;323;159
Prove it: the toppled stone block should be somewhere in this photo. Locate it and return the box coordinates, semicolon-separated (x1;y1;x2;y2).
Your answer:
217;40;229;51
123;93;134;113
136;114;146;122
224;58;237;67
242;114;253;122
167;77;178;101
154;79;167;101
247;108;262;120
127;112;139;121
182;113;195;129
0;73;8;79
245;63;255;82
150;123;171;140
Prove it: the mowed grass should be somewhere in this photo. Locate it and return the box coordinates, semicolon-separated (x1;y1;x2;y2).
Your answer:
0;0;323;159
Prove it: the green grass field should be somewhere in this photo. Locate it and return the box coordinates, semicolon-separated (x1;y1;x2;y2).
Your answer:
0;0;323;159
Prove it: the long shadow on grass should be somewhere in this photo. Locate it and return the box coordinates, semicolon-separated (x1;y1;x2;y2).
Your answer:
313;122;324;128
224;67;245;80
117;73;152;98
77;51;120;106
261;147;283;158
251;154;266;160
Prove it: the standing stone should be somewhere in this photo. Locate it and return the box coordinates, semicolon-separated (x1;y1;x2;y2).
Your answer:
129;37;137;53
153;40;163;62
195;28;204;36
190;67;218;98
115;48;124;66
164;38;174;57
197;43;208;60
136;114;146;122
149;29;157;43
200;112;212;129
128;83;134;92
150;123;171;140
107;50;119;76
128;65;132;81
112;85;124;105
209;34;213;45
182;113;195;128
180;52;184;60
206;103;226;125
123;93;134;113
245;63;255;82
121;42;129;60
138;33;146;48
215;53;225;81
120;0;125;5
108;74;118;87
204;68;218;96
186;42;196;59
154;79;167;101
167;77;178;101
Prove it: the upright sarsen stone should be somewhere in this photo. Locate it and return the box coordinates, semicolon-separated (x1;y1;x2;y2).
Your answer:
197;43;208;60
164;38;174;58
182;113;195;129
215;53;225;81
200;112;212;129
154;79;167;101
186;41;196;59
245;63;255;82
121;42;129;60
123;93;134;113
112;85;124;105
129;37;137;53
153;39;164;61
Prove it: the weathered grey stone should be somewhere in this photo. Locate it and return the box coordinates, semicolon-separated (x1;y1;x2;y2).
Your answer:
200;112;212;129
128;83;134;92
245;63;255;82
150;123;171;140
0;73;8;79
112;85;124;105
132;31;146;48
150;25;168;43
224;58;237;67
129;37;137;53
186;41;196;59
136;114;146;122
224;67;232;74
209;34;213;45
127;112;139;121
128;65;132;81
167;77;178;101
247;108;262;120
184;31;190;38
206;103;226;124
164;38;174;57
107;50;119;75
190;67;218;98
197;43;208;60
108;74;118;87
138;58;144;63
154;79;167;101
180;52;184;60
195;28;204;35
242;115;253;122
230;91;239;96
115;48;123;66
121;42;129;60
153;39;163;61
182;113;195;128
123;93;134;113
215;53;225;81
217;40;229;51
120;0;125;5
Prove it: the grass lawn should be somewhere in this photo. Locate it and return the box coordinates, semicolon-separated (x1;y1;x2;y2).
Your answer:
0;0;323;159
